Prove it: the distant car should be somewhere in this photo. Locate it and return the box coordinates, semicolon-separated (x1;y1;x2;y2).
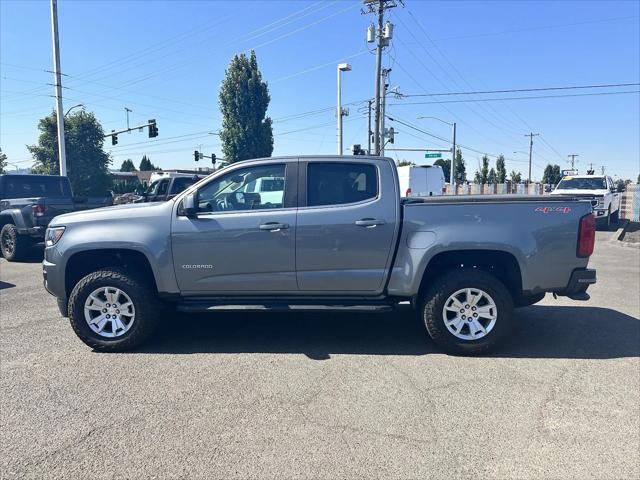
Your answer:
0;174;111;261
135;175;203;203
550;175;621;229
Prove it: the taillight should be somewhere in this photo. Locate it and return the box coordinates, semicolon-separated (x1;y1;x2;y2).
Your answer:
577;213;595;257
405;188;412;197
32;204;45;217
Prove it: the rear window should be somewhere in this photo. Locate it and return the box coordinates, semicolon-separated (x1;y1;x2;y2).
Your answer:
1;176;71;199
307;162;377;207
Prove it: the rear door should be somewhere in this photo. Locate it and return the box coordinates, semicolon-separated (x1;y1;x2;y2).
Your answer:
295;159;399;293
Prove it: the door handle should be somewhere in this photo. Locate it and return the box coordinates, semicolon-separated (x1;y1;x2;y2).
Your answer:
259;222;289;232
355;218;386;228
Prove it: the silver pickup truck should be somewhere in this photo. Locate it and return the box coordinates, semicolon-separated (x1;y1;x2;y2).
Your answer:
42;156;596;355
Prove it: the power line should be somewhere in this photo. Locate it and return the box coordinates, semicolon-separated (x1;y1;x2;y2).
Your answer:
389;90;640;105
399;82;640;97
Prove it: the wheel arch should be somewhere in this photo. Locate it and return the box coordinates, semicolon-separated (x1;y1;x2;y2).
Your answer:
64;248;158;298
417;249;523;301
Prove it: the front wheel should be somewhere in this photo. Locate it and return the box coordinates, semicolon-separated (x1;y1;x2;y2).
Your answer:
420;269;514;355
68;268;162;352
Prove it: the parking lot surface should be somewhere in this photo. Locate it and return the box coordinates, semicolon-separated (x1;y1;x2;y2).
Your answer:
1;230;639;479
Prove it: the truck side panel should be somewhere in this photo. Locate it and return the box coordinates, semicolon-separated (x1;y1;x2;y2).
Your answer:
387;200;592;297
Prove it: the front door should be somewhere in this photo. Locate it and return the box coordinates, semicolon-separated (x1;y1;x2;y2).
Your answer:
172;161;297;293
295;160;398;293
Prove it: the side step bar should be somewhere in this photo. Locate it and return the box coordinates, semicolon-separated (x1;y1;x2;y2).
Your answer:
176;302;395;313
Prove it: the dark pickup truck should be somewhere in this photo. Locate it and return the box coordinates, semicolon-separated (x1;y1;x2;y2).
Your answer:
0;174;111;261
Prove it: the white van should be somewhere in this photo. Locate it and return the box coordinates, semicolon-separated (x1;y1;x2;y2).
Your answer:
397;165;445;197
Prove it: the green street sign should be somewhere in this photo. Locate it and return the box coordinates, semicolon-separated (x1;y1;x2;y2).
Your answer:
424;153;442;159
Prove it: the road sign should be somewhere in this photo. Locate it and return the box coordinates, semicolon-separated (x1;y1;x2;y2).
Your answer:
424;153;442;159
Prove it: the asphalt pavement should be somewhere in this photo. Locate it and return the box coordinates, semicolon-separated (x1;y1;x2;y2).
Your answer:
1;230;638;479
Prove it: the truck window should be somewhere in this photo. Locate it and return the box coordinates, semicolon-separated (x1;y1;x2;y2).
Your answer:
1;176;71;198
307;162;377;207
156;179;169;196
196;164;286;213
170;177;197;195
556;177;606;190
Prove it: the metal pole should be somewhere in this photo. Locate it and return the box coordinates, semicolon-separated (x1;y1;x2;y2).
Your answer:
451;122;456;195
373;0;384;156
337;67;342;155
380;73;387;156
50;0;66;176
367;99;372;154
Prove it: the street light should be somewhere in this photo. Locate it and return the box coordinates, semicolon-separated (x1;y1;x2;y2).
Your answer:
64;103;84;117
418;116;457;195
337;63;351;155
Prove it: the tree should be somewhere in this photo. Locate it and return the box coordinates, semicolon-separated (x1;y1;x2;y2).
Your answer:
474;155;490;184
454;148;467;183
510;170;522;183
487;168;497;184
495;154;507;183
219;50;273;163
28;110;111;195
542;164;562;185
139;155;158;171
120;159;137;172
433;158;450;180
0;148;7;174
397;160;415;167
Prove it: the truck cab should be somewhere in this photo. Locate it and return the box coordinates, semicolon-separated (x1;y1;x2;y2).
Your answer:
551;174;621;228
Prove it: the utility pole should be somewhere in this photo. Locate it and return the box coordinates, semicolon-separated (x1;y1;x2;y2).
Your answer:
451;122;457;194
567;154;579;169
601;165;606;175
367;99;373;154
364;0;396;156
380;69;390;155
525;132;539;182
336;63;351;155
50;0;66;177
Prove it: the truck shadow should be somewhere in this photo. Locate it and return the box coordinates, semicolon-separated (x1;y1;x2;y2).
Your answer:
136;305;640;360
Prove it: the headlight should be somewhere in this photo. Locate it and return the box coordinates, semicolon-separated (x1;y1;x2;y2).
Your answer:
45;227;65;247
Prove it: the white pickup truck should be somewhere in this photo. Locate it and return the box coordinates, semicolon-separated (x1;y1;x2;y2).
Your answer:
551;174;621;229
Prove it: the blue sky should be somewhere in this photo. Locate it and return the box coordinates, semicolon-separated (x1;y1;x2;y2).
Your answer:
1;0;639;180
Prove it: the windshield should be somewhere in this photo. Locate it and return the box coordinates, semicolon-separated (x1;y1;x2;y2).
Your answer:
556;177;606;190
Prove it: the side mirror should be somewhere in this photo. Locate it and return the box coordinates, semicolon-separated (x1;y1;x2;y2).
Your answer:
181;192;197;217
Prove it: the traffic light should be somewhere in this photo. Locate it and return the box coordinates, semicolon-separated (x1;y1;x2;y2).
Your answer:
194;150;199;162
111;132;118;146
148;119;158;138
211;154;216;166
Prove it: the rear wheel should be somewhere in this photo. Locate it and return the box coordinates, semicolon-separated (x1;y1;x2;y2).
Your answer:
68;268;162;352
0;224;30;262
420;269;514;355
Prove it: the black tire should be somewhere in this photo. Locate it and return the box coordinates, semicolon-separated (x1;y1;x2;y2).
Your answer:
611;209;619;224
514;292;545;308
0;223;30;262
68;268;162;352
420;268;514;355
